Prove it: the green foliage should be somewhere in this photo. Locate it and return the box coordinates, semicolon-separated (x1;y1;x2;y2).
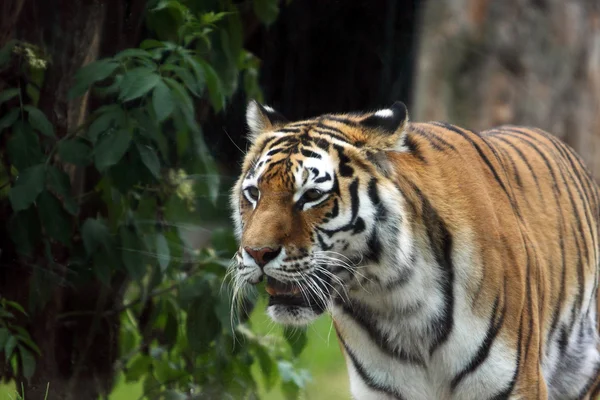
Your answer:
0;298;41;382
0;0;307;398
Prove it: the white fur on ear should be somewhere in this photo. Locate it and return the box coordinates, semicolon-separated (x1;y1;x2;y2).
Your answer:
246;100;266;138
245;100;288;143
374;109;394;118
360;101;409;135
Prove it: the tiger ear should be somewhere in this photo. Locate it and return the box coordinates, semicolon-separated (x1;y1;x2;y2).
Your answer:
359;101;409;150
246;100;288;143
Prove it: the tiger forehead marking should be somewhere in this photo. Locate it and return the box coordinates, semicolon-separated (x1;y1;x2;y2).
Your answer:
244;139;336;197
230;100;600;400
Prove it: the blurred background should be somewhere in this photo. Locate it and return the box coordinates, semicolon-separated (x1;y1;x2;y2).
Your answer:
0;0;599;399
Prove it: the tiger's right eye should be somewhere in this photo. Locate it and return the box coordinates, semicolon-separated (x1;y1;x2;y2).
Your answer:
245;186;260;202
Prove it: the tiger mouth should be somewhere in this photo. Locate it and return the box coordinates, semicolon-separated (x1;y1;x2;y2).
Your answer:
265;274;331;313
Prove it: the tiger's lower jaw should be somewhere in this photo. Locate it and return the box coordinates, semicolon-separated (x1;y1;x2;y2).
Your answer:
267;303;324;326
264;275;331;326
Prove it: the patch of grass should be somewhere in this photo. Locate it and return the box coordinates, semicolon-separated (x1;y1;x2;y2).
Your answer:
0;381;49;400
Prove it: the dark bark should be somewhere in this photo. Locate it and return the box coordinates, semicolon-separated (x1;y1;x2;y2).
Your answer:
0;1;147;399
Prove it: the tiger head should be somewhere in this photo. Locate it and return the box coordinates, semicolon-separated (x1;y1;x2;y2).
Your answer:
230;101;411;326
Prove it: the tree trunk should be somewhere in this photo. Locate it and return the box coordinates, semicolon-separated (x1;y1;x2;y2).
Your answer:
0;1;146;399
412;0;600;180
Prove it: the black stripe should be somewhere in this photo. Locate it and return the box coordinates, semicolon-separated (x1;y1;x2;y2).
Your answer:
314;172;331;184
489;135;543;195
338;338;407;400
522;242;534;364
323;115;359;127
504;128;595;265
314;122;354;141
431;122;513;206
531;130;599;276
277;127;302;133
404;134;427;163
451;295;505;390
333;144;354;177
495;145;523;188
316;178;360;237
409;182;455;355
364;228;383;263
367;178;387;221
337;298;425;366
300;148;321;159
325;198;339;219
412;125;457;151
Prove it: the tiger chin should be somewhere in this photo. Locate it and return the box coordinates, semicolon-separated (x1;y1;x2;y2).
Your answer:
230;100;600;400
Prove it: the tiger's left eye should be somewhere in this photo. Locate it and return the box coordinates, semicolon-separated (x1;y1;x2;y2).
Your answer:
301;189;324;203
245;186;260;201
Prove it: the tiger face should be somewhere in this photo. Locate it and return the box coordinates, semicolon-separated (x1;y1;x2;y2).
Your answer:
230;101;409;326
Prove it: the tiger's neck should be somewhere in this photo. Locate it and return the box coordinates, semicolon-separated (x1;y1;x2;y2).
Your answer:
331;247;447;365
329;186;453;367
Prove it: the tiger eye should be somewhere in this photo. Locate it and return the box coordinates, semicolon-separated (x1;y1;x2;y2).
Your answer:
302;189;323;202
245;186;260;201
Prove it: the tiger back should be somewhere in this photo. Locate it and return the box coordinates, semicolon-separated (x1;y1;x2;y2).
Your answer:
230;101;600;400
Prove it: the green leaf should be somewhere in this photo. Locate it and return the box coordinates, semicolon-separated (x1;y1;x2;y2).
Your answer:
108;149;153;193
81;218;111;255
164;65;202;97
8;208;41;256
37;191;71;245
155;233;170;272
69;60;119;99
119;226;146;281
4;300;27;316
0;108;19;132
4;335;17;361
114;48;153;60
9;164;46;212
186;292;221;354
0;88;19;105
163;78;194;113
254;344;276;391
87;105;126;143
163;299;178;349
7;121;43;171
136;144;161;178
198;60;225;111
18;345;36;381
24;106;55;138
12;327;40;356
140;39;166;50
94;129;132;171
47;166;78;215
254;0;279;25
88;113;114;143
152;80;175;122
125;354;152;383
57;138;92;166
283;327;308;358
119;67;160;102
182;54;206;88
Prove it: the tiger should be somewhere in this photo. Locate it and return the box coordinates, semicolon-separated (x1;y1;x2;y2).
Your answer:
229;100;600;400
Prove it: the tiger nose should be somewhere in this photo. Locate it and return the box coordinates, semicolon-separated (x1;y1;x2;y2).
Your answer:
244;246;282;268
